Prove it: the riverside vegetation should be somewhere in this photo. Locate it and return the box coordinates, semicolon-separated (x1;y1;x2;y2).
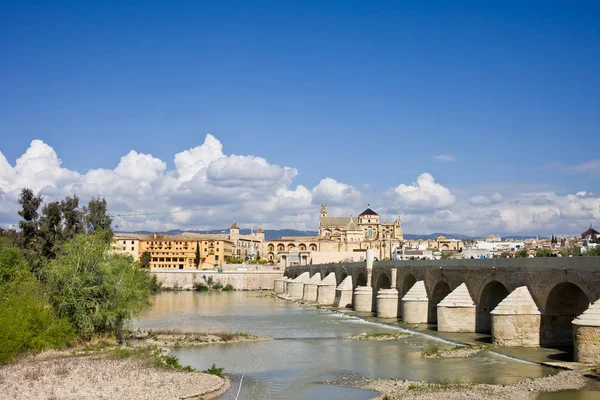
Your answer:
0;188;164;363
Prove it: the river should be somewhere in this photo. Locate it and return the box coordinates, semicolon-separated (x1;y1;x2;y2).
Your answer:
136;291;558;399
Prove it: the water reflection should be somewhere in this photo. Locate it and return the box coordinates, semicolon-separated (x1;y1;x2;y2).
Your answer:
137;292;558;400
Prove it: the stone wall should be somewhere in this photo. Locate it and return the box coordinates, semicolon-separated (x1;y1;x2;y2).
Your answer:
152;270;284;291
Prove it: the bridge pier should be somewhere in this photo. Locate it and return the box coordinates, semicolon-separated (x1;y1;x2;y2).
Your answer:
572;301;600;364
273;277;285;294
376;289;399;318
317;273;337;305
437;283;476;332
491;286;541;347
302;273;321;302
354;286;373;313
288;272;310;300
334;276;353;308
401;280;429;324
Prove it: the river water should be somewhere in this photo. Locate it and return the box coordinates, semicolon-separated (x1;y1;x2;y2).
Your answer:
136;291;557;400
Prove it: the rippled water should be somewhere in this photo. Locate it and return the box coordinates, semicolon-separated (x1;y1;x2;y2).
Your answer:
136;291;557;400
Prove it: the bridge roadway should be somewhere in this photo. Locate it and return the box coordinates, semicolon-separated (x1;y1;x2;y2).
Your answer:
278;257;600;360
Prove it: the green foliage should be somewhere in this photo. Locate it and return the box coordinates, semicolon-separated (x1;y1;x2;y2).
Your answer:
0;245;74;364
140;251;151;269
193;282;209;292
226;256;245;264
203;363;225;378
515;248;529;258
83;197;113;239
43;234;153;339
535;248;553;257
212;281;223;290
222;284;235;291
585;245;600;256
422;344;441;357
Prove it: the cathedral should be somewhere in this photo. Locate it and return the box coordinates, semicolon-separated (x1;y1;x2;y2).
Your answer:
318;204;403;242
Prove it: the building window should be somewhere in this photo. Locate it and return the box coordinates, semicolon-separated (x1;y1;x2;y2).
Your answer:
123;240;126;244
215;255;219;261
131;241;134;244
131;247;134;251
122;246;126;250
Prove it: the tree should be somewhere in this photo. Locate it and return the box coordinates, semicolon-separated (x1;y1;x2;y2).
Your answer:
43;234;153;339
516;248;529;258
39;201;63;259
18;188;42;248
140;251;151;269
83;197;113;240
536;248;553;257
60;195;84;239
195;241;200;268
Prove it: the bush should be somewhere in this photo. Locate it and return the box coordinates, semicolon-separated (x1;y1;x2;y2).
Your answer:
0;246;74;364
193;282;209;292
43;234;154;339
203;363;225;378
221;284;235;291
212;281;223;290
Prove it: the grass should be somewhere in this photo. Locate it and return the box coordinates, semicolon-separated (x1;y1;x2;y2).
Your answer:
203;363;225;378
212;282;223;290
105;345;196;372
221;284;235;291
193;282;209;292
422;344;441;357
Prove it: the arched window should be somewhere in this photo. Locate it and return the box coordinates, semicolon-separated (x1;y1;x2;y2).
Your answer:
367;229;373;238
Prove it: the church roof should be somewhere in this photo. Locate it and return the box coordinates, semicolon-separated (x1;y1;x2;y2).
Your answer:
230;220;239;229
320;216;352;227
359;207;378;217
257;227;264;233
582;224;600;238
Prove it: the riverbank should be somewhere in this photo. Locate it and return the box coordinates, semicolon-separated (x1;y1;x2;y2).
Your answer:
326;368;600;399
0;346;230;400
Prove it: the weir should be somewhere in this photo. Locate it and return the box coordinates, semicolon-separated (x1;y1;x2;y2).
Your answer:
282;257;600;361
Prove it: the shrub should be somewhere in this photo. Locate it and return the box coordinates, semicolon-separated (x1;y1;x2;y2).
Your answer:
0;246;74;364
203;363;225;378
221;284;235;291
43;234;154;339
193;282;209;292
212;281;223;290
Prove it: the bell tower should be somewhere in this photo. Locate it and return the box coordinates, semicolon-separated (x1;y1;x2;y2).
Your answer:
320;203;328;219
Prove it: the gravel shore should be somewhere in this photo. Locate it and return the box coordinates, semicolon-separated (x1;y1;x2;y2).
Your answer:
0;353;230;400
327;369;598;399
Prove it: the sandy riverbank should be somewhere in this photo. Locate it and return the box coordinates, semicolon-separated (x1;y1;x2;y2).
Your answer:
132;329;271;347
0;351;230;400
325;368;600;399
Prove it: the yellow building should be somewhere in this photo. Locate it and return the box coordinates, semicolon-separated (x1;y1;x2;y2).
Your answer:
198;238;233;266
139;234;197;270
112;233;140;261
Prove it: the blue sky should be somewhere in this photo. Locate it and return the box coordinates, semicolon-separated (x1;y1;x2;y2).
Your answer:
0;1;599;235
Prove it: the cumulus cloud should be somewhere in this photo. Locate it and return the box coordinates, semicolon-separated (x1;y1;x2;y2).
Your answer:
392;173;455;211
312;178;361;206
432;154;456;162
1;137;599;236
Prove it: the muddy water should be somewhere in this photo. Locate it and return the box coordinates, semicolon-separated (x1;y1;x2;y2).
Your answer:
136;291;557;400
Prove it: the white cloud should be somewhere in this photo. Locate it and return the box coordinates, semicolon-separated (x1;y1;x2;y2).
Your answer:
392;173;455;211
312;178;361;206
432;155;456;162
1;138;599;237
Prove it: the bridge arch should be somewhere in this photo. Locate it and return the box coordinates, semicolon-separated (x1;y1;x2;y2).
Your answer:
375;272;391;293
476;280;510;333
428;280;451;324
401;274;417;297
337;269;349;286
541;282;590;346
355;272;368;289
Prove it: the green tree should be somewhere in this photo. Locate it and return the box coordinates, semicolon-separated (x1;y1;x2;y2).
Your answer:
39;201;64;259
83;197;113;239
60;195;84;239
536;248;552;257
43;234;153;339
18;188;42;248
140;251;151;269
516;248;529;258
0;244;74;364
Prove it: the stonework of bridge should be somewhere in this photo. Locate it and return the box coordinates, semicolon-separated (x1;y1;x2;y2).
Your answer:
275;256;600;363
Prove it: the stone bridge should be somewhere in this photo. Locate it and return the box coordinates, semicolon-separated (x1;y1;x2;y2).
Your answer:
276;256;600;362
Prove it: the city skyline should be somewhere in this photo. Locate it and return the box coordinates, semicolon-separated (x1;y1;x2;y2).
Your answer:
1;2;599;235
